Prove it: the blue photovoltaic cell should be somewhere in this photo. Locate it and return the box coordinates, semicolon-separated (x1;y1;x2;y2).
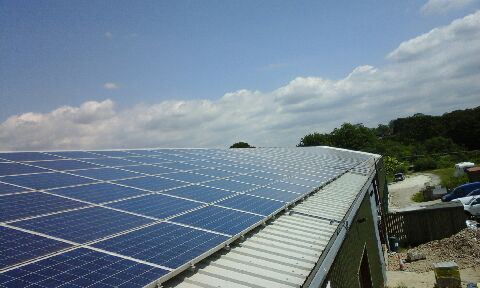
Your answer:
228;175;275;186
83;157;137;167
0;172;95;190
0;226;71;269
161;171;215;183
87;150;134;157
194;168;237;178
0;192;87;222
216;194;284;216
114;176;187;192
70;167;139;181
0;162;48;176
28;160;100;171
246;170;286;180
47;151;101;159
0;182;31;195
162;185;235;203
122;164;176;175
286;177;326;187
0;248;168;288
94;222;228;269
49;183;146;204
157;162;200;171
171;206;263;235
246;187;300;202
107;194;203;219
267;181;312;194
204;179;257;193
127;156;169;165
150;153;186;162
0;152;62;162
12;207;153;243
127;150;162;156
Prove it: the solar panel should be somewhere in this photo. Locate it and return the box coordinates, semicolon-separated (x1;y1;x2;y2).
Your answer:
216;194;285;216
47;151;101;159
0;162;48;176
0;152;62;162
170;205;263;235
28;160;100;171
69;167;140;181
0;192;87;222
93;222;228;269
87;150;134;157
0;226;71;269
162;185;235;203
0;172;96;190
161;171;215;183
11;207;153;243
121;164;176;175
0;248;168;288
114;176;188;192
107;194;204;219
0;182;32;195
203;179;258;193
246;186;301;202
267;181;312;194
82;157;138;167
48;183;146;204
0;147;374;287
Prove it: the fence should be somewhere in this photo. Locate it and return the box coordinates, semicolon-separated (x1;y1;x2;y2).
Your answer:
386;202;467;247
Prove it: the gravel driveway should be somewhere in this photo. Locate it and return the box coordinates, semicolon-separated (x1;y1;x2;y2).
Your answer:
388;173;441;211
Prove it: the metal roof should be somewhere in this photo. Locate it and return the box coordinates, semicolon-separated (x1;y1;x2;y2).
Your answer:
164;172;373;288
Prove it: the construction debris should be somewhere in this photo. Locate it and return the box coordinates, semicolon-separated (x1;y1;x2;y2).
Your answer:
387;228;480;273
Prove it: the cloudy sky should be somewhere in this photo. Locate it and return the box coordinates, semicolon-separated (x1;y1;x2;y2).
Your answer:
1;0;480;150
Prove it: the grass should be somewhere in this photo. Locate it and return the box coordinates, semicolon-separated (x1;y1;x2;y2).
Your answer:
411;192;425;202
428;167;469;190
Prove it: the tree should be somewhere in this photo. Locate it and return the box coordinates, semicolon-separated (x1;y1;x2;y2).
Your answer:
230;142;255;148
297;132;331;147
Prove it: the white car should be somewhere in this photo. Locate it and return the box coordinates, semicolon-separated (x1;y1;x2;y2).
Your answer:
453;188;480;205
464;196;480;217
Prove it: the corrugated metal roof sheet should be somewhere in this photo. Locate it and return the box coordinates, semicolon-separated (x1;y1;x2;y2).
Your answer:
165;172;370;288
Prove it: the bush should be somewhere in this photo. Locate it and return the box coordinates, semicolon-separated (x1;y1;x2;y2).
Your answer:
413;157;437;171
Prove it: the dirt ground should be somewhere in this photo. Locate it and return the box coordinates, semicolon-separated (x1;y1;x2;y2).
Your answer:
388;173;441;211
387;229;480;287
387;267;480;288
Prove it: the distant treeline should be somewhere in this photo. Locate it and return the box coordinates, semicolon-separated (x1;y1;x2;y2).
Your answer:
298;106;480;172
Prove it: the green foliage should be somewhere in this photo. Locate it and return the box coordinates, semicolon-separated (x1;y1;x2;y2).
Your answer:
230;142;255;148
430;168;469;190
411;192;425;203
297;132;332;147
413;157;437;171
384;156;408;176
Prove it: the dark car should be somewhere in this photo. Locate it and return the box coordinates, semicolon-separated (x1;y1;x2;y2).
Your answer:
442;182;480;202
394;173;405;182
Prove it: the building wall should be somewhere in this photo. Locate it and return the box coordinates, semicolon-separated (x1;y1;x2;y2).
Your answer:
325;191;385;288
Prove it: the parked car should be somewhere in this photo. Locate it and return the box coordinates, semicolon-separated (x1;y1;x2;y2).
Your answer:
394;173;405;182
441;182;480;202
463;196;480;217
452;188;480;204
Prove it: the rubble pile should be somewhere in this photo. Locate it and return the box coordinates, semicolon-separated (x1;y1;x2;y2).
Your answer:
387;229;480;273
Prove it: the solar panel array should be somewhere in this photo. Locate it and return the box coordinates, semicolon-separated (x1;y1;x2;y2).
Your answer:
0;147;374;287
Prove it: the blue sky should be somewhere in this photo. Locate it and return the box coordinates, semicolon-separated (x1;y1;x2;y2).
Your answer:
1;0;480;149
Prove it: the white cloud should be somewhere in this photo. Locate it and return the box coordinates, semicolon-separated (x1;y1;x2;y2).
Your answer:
1;12;480;150
420;0;477;15
103;82;119;90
